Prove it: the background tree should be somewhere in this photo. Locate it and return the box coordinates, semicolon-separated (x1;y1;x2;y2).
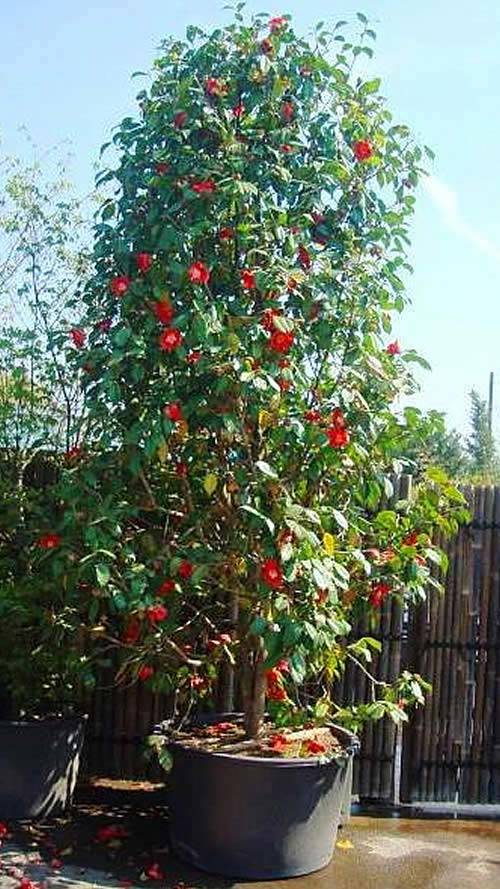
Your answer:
387;407;468;479
0;148;93;715
467;388;498;480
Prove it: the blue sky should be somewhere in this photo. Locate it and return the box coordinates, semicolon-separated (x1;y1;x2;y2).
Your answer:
1;0;499;435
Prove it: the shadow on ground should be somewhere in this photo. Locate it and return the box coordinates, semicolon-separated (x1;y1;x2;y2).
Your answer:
1;781;500;889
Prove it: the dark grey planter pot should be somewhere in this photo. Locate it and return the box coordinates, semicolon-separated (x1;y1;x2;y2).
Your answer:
0;717;86;819
165;718;359;879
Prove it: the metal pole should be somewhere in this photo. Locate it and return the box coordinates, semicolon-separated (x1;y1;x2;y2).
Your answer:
488;372;494;433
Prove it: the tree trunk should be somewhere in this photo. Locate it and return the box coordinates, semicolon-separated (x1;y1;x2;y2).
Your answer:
241;645;266;739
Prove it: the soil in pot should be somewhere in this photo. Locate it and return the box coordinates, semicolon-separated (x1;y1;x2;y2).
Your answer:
164;716;359;879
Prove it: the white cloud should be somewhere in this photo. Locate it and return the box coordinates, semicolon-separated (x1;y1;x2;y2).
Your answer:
423;174;500;264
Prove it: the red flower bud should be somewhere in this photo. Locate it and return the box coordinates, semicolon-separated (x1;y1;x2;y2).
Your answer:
136;252;153;273
173;111;188;129
191;179;216;194
153;299;175;325
38;533;62;549
261;557;284;589
70;327;86;348
146;604;168;623
178;560;194;580
240;269;256;290
164;402;183;423
188;261;210;285
386;339;401;355
110;275;131;297
158;579;176;596
138;665;154;681
353;139;373;161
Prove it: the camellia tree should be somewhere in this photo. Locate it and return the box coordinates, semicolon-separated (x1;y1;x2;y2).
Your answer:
47;8;467;745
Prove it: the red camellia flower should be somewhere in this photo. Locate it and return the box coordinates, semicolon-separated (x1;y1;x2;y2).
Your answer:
96;824;129;844
269;733;290;753
187;350;202;364
261;308;282;331
164;402;183;423
241;269;256;290
136;252;153;273
122;618;141;645
206;721;234;734
219;226;234;240
190;674;206;689
110;275;131;297
191;179;216;194
158;327;183;351
178;559;194;580
304;409;322;423
369;581;391;608
205;77;226;97
331;407;346;428
158;579;176;596
386;339;401;355
70;327;86;348
269;15;287;32
261;557;284;589
153;299;175;325
305;739;327;755
232;102;245;118
269;330;294;353
267;682;287;701
188;261;210;285
38;533;61;549
155;162;169;175
327;426;350;448
65;445;82;462
138;665;154;681
144;863;165;881
281;101;294;123
147;604;169;623
353;139;373;161
173;110;188;129
298;245;312;269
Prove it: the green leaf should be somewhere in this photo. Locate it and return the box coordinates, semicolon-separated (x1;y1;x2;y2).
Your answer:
255;460;279;479
95;564;111;586
240;504;275;534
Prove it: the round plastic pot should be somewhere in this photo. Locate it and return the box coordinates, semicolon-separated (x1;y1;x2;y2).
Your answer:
0;716;86;819
166;719;359;879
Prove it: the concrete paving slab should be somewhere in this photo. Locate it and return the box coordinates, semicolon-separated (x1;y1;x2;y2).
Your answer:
1;786;499;889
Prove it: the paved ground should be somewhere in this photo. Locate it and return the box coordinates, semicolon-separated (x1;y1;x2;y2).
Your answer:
1;784;499;889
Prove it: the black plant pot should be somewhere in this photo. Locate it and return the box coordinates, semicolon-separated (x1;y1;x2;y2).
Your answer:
0;717;86;819
166;717;359;879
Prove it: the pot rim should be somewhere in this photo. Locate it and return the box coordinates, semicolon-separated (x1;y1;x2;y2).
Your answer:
0;714;88;728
